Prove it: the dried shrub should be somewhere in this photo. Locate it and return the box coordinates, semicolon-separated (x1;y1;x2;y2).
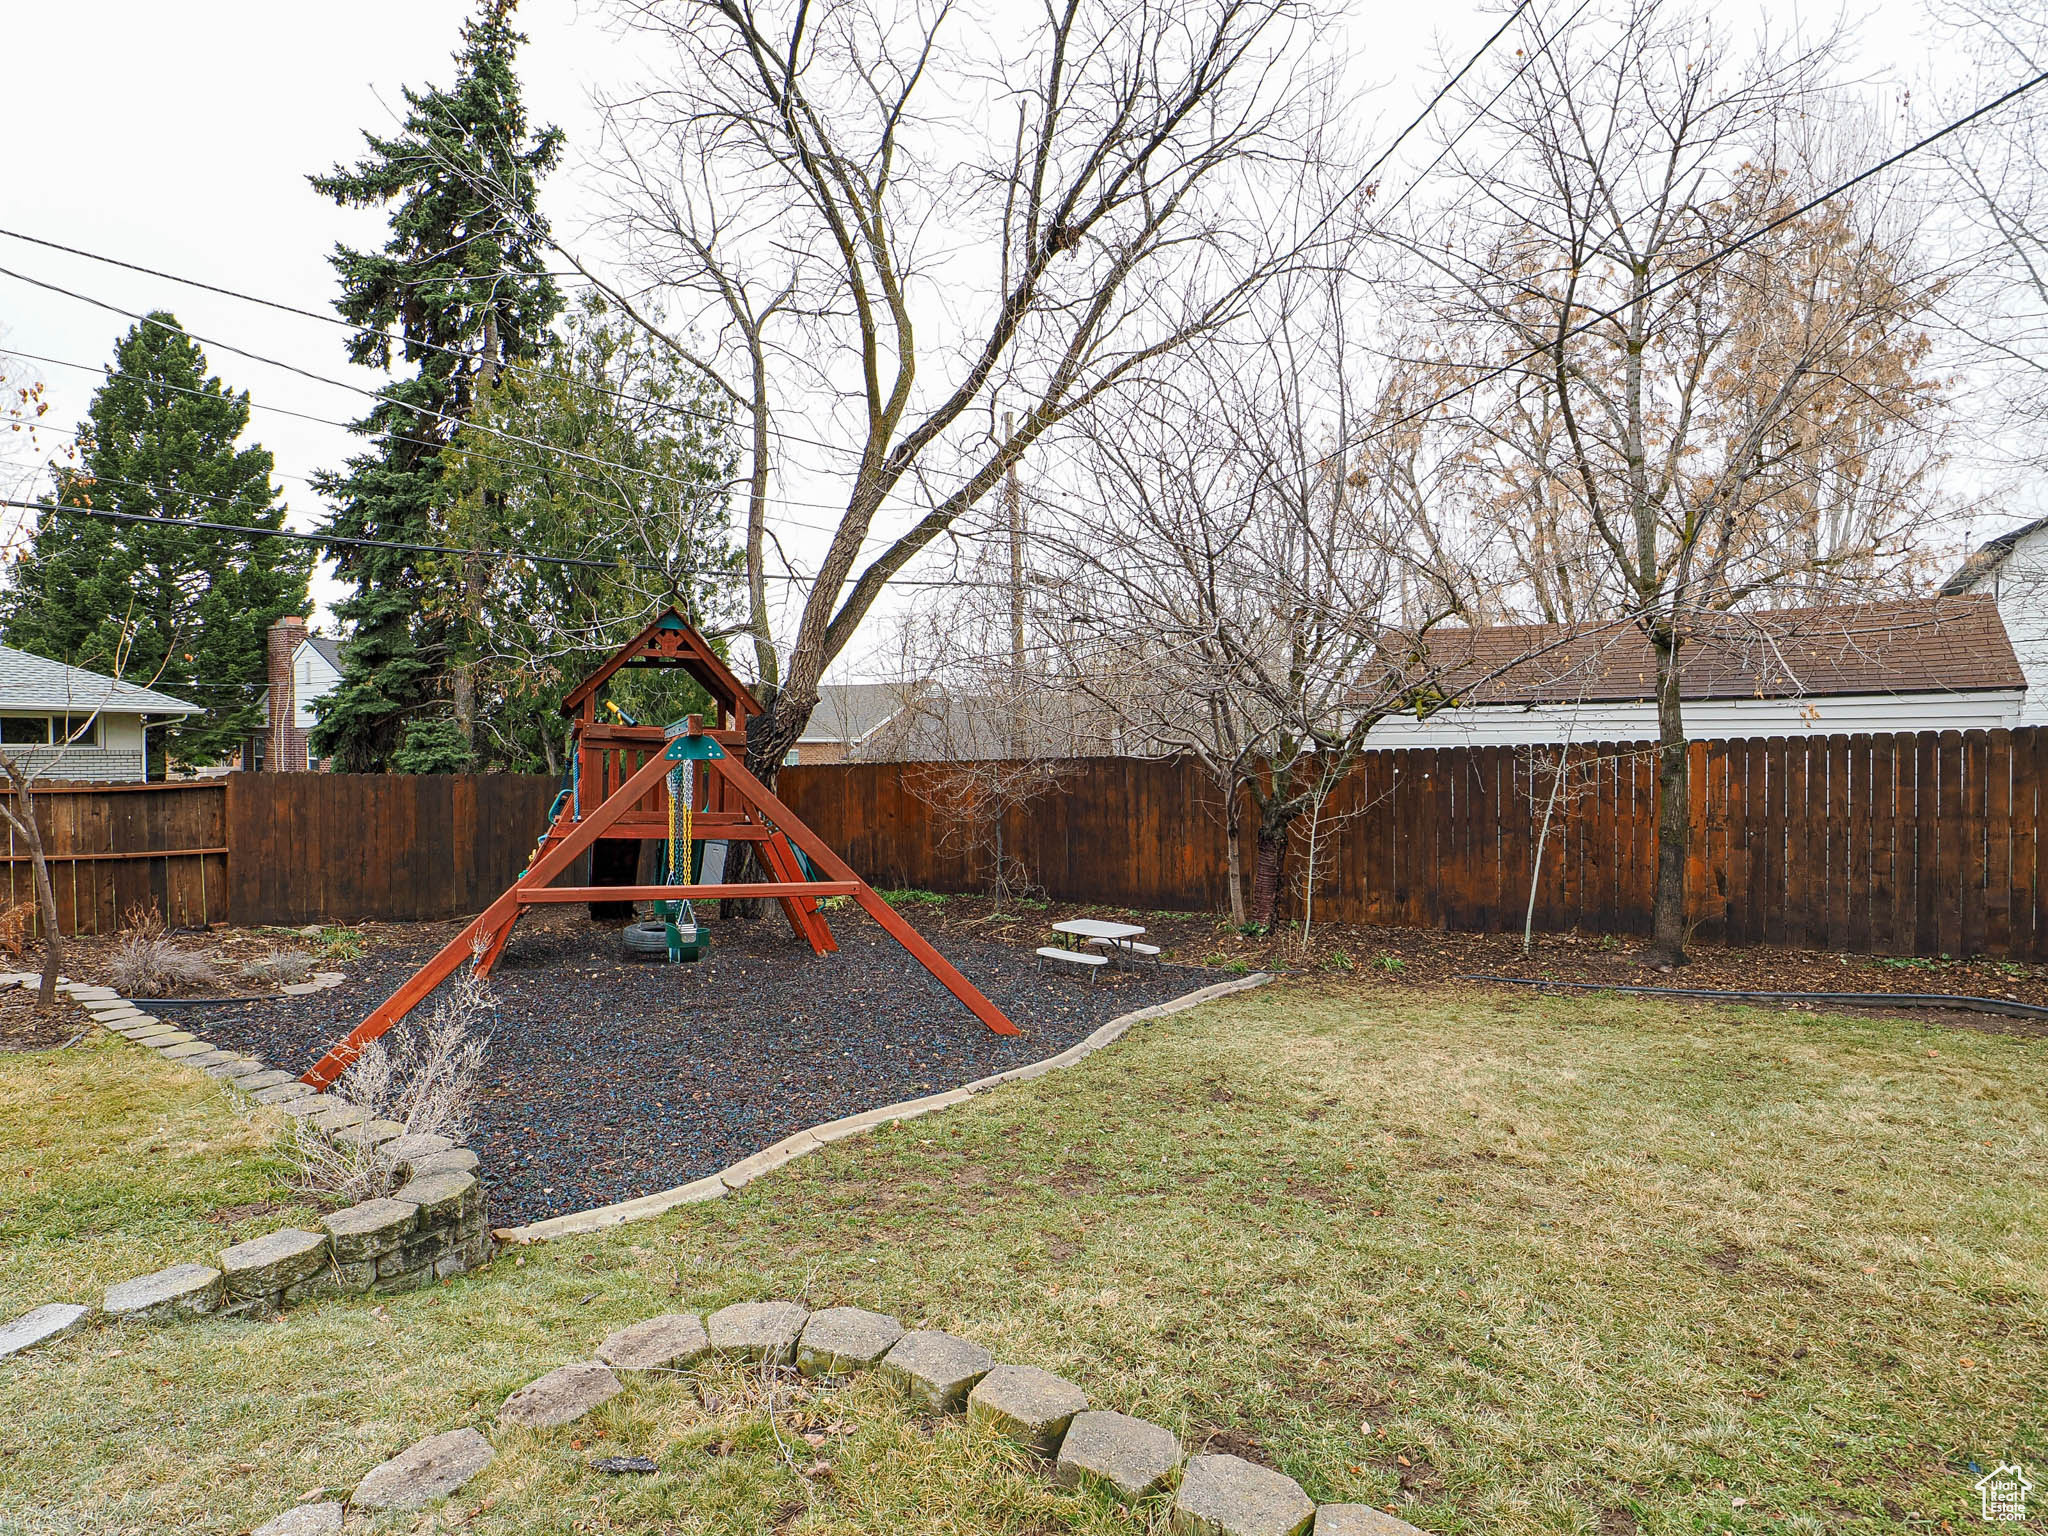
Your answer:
283;966;493;1202
241;949;314;987
0;900;34;958
106;903;226;996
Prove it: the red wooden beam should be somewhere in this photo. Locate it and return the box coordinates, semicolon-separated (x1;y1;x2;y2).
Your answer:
517;881;859;902
708;753;1020;1036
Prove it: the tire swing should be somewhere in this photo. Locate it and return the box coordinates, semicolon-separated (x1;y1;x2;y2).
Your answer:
623;722;712;965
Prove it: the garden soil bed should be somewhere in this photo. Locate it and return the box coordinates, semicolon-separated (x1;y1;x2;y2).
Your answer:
0;983;90;1052
186;906;1210;1226
896;895;2048;1038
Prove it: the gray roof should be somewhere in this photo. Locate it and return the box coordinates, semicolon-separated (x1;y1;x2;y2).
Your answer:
304;634;344;669
798;682;925;745
0;646;202;716
1942;515;2048;595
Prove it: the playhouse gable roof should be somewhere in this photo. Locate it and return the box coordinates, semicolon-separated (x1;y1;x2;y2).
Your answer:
559;609;760;721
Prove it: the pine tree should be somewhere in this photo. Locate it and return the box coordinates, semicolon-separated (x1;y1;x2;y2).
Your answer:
434;295;743;770
0;314;310;769
308;0;563;771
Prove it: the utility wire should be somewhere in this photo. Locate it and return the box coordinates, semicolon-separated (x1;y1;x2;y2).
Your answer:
0;342;921;537
0;496;1034;594
0;496;648;572
0;223;868;464
0;264;924;528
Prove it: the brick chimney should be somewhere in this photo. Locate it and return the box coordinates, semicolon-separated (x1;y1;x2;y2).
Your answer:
267;616;309;772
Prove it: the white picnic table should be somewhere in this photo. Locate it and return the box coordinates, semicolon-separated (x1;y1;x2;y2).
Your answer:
1052;918;1146;943
1049;918;1157;967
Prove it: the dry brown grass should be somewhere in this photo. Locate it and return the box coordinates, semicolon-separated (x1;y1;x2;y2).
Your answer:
0;980;2040;1535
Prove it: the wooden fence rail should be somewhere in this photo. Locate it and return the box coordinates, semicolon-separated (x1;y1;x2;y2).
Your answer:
779;727;2048;960
16;728;2048;957
0;782;228;935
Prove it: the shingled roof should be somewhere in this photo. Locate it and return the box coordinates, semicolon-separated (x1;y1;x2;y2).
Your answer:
1420;597;2025;708
1941;515;2048;595
0;646;201;716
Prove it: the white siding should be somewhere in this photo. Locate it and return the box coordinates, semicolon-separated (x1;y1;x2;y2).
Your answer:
1369;689;2023;749
291;641;343;729
1981;526;2048;728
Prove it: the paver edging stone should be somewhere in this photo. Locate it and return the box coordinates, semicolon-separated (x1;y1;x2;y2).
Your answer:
237;1293;1436;1536
35;974;502;1348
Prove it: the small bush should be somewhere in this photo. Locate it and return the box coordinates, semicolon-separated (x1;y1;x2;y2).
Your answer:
285;966;492;1203
313;926;366;961
106;904;226;995
242;949;314;987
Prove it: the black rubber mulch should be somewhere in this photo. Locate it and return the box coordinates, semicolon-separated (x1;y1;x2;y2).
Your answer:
189;907;1210;1226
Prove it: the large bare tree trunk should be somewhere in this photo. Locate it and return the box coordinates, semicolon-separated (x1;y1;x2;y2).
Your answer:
1250;818;1290;932
1645;629;1690;966
1223;785;1247;928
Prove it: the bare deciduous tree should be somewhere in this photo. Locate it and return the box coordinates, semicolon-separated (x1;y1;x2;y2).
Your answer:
1411;0;1952;963
1051;256;1478;929
564;0;1339;781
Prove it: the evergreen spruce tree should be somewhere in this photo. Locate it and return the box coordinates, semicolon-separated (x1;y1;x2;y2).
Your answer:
0;314;310;769
309;0;563;771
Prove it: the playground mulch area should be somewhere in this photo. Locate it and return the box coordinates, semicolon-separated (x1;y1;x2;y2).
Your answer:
187;905;1210;1226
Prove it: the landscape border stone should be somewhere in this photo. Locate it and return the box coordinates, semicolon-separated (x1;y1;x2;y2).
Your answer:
7;972;501;1353
236;1289;1432;1536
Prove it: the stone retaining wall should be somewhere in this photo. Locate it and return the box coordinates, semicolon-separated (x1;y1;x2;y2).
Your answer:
0;972;496;1352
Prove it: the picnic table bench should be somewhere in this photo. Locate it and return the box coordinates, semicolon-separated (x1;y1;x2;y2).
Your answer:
1037;918;1157;980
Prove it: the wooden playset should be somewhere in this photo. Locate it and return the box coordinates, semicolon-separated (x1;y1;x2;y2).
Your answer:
300;610;1017;1088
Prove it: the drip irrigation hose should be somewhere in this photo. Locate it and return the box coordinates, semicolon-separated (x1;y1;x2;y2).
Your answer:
1459;974;2048;1021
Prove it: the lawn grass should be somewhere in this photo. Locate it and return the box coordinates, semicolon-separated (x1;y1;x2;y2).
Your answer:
0;1033;318;1316
1;983;2042;1535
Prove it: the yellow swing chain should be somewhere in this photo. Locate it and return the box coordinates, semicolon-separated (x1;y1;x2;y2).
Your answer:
679;758;694;878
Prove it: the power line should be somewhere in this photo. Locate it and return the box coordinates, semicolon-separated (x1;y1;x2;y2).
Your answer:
0;223;870;465
0;265;933;539
0;496;650;573
0;265;800;505
0;496;1030;594
0;341;921;539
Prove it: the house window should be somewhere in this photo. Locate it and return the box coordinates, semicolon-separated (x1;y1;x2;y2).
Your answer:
0;715;102;747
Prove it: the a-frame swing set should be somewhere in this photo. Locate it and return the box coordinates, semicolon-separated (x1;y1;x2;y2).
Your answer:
300;610;1017;1089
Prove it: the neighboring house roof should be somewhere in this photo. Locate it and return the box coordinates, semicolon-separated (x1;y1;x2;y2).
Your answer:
1420;597;2024;708
798;682;928;746
1941;516;2048;595
302;635;344;670
860;685;1119;762
0;646;202;716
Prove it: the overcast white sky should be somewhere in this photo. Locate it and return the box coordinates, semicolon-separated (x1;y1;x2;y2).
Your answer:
0;0;1959;681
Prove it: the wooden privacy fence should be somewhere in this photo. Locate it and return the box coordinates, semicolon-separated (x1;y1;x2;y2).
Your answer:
779;727;2048;960
0;782;228;935
5;774;558;935
19;729;2048;957
224;773;559;925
